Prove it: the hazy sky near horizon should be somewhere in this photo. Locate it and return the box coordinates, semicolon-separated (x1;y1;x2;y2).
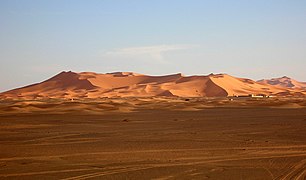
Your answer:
1;0;306;92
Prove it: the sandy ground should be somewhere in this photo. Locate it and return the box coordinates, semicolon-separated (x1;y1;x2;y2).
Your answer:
0;97;305;179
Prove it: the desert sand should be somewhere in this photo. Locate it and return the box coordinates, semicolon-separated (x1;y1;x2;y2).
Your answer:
0;72;306;179
1;71;305;99
0;97;306;179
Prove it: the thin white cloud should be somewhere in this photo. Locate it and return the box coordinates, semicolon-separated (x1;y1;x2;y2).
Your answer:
103;44;196;62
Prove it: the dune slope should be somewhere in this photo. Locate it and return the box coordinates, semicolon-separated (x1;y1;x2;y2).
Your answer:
0;71;305;99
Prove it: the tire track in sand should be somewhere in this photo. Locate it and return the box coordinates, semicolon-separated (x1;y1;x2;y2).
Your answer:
2;153;305;178
1;145;306;161
279;159;306;180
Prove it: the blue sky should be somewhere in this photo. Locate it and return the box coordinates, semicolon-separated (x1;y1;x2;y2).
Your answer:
1;0;306;91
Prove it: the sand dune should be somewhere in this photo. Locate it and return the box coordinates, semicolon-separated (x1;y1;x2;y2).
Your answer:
258;76;306;89
209;74;289;96
0;78;305;179
1;71;305;99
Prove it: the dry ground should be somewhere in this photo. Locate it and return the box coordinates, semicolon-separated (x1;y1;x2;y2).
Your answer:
0;97;305;179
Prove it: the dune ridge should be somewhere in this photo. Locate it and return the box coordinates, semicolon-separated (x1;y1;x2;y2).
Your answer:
1;71;305;99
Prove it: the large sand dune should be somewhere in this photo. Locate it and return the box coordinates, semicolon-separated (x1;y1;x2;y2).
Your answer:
1;71;306;99
1;79;306;179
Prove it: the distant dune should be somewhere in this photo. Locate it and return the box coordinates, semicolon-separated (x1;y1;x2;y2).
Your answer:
258;76;306;89
1;71;306;99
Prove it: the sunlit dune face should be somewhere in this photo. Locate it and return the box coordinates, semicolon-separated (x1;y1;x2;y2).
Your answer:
0;71;305;99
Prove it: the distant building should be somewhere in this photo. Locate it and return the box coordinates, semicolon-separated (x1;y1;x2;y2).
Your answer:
249;94;265;98
232;94;274;98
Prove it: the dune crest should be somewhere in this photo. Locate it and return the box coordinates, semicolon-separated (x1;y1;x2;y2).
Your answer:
1;71;305;99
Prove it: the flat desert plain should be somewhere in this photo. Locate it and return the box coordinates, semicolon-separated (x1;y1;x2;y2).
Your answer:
0;97;306;179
